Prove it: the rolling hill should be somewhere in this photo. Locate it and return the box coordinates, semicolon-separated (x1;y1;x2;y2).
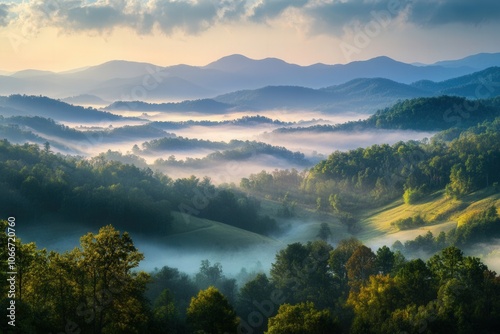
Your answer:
0;95;125;122
412;66;500;98
161;212;283;250
105;98;235;113
273;96;500;133
359;188;500;251
214;86;333;110
62;94;110;106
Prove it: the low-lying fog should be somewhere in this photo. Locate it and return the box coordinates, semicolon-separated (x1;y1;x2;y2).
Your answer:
19;221;500;279
18;221;283;278
108;109;369;124
152;155;311;184
53;109;435;183
136;241;281;276
260;130;435;157
9;107;499;283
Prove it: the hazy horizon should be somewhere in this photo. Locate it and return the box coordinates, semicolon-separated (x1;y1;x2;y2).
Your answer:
1;0;500;72
1;51;500;74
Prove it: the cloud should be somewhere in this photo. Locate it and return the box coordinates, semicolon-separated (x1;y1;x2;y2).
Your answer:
407;0;500;26
215;0;248;21
2;0;500;37
65;5;127;31
0;4;9;27
2;0;245;35
303;0;410;34
149;0;218;35
250;0;308;22
247;0;500;36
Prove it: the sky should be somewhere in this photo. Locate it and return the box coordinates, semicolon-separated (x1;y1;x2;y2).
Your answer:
0;0;500;72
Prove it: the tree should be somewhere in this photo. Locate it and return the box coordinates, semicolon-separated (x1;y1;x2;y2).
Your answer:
329;238;362;296
348;275;401;334
346;245;377;293
427;246;464;284
339;212;359;233
43;141;51;154
316;223;332;242
78;225;150;333
395;259;435;306
265;302;339;334
147;265;198;321
195;260;223;289
42;250;82;331
278;192;296;218
403;186;424;204
151;289;182;333
237;273;276;334
329;194;343;213
194;260;238;305
270;241;334;307
445;163;471;198
186;286;239;334
451;206;500;246
376;246;395;275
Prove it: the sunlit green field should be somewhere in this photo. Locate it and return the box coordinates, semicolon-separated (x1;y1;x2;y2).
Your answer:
358;187;500;244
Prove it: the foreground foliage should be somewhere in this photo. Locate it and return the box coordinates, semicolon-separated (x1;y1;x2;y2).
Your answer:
1;223;499;333
0;223;150;333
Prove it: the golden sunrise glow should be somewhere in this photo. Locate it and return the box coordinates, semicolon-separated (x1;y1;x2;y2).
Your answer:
0;0;499;71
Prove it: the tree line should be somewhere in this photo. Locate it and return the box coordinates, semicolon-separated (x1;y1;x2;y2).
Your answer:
2;223;499;333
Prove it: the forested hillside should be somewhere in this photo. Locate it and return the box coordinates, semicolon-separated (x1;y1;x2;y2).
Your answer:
0;140;277;236
0;95;125;122
274;96;500;133
247;116;500;208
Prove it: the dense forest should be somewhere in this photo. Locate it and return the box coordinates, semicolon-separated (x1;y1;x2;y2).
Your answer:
0;139;277;236
243;116;500;232
2;223;499;333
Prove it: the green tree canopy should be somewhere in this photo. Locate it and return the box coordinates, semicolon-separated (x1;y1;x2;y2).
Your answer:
265;302;339;334
186;286;239;334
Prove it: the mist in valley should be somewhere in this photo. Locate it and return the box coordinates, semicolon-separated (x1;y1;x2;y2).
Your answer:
8;100;498;277
22;213;500;288
260;129;435;157
35;108;438;185
16;215;330;283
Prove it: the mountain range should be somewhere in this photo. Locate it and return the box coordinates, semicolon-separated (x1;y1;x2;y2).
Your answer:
1;52;500;103
106;66;500;114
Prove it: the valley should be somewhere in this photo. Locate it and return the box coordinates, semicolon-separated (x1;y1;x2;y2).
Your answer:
2;0;500;330
1;52;500;334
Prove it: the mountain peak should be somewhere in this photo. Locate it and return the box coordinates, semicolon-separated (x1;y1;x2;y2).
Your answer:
67;59;164;80
365;56;401;64
204;54;292;73
204;54;254;70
